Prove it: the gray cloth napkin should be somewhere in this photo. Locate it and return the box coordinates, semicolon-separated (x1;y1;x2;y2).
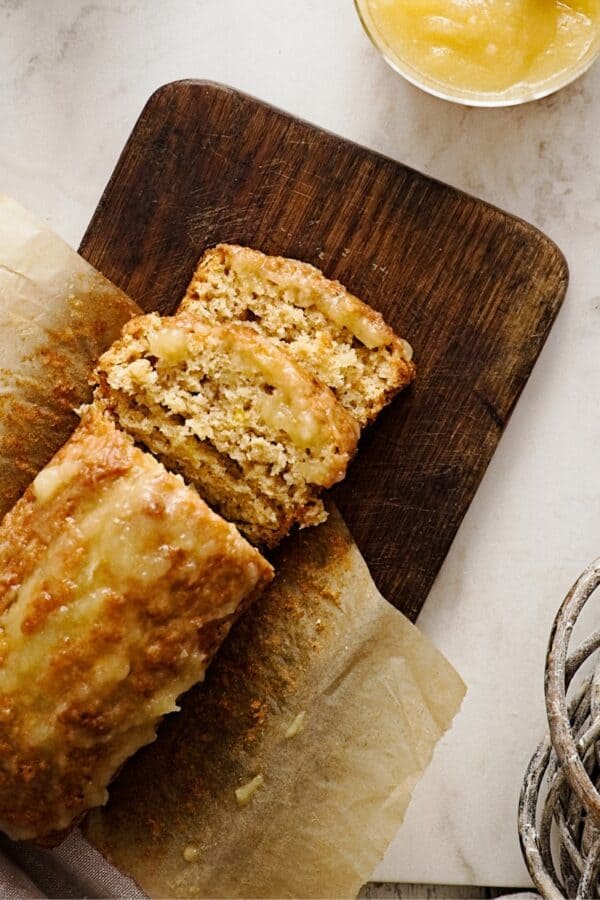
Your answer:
0;848;45;899
0;830;146;899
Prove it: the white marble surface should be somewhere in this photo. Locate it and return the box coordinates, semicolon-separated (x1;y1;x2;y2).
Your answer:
1;0;600;890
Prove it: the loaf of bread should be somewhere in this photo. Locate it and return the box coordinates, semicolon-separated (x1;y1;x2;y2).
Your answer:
180;244;415;427
0;406;272;841
93;311;360;547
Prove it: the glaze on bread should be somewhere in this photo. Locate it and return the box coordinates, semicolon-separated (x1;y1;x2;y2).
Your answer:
93;312;360;547
0;407;272;840
180;244;415;427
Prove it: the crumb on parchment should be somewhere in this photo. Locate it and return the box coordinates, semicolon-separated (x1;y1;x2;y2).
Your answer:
285;711;306;739
182;844;200;863
235;774;264;807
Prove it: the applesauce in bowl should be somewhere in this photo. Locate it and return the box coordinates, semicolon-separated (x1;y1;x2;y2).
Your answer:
355;0;600;106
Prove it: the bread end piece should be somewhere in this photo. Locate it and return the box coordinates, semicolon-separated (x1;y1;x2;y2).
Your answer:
0;406;272;841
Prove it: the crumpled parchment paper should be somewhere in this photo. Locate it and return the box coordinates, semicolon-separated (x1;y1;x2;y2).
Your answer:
0;194;138;515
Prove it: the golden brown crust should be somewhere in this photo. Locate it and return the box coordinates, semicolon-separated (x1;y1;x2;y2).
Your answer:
0;407;272;840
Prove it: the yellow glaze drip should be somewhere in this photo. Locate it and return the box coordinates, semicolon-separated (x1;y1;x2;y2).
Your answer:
229;251;392;349
148;327;190;363
227;337;333;450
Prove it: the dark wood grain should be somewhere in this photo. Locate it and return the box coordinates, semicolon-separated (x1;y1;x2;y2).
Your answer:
79;80;568;622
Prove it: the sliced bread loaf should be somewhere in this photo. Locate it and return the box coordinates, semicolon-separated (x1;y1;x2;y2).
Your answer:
180;244;415;427
93;312;359;547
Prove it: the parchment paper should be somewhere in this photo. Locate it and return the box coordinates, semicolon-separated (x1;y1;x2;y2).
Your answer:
84;506;465;899
0;195;139;514
0;197;466;899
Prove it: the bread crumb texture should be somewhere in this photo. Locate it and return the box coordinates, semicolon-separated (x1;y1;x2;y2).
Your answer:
93;312;360;547
0;407;272;840
180;244;415;427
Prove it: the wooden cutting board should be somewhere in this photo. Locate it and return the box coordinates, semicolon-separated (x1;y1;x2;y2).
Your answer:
79;80;567;622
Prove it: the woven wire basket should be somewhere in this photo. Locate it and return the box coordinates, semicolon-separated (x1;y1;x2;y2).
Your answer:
519;559;600;899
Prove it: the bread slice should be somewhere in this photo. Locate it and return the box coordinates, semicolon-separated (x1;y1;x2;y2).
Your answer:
93;312;360;547
0;406;272;840
180;244;415;427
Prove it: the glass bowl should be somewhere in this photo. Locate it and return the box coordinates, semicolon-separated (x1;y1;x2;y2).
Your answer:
354;0;600;108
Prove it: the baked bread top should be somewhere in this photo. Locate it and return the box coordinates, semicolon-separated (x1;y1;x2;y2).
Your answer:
180;244;415;427
0;406;272;840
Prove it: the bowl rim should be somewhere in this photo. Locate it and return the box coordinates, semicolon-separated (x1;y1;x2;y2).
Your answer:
354;0;600;108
